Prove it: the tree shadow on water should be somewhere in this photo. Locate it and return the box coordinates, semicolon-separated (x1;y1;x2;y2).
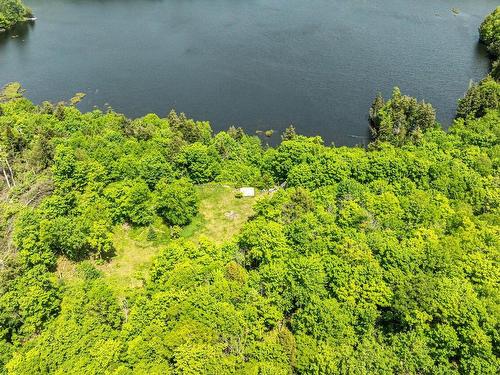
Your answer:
0;21;35;49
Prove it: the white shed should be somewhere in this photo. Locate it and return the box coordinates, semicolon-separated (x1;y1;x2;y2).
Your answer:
239;187;255;197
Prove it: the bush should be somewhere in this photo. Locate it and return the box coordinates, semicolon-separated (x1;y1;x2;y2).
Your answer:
154;178;199;226
76;261;103;281
176;143;220;183
170;225;182;238
104;179;154;226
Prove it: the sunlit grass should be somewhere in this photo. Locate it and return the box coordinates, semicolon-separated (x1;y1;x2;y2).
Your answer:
181;183;259;244
56;183;261;295
97;219;170;295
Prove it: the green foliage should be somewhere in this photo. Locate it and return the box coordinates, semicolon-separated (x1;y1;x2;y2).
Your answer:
449;109;500;147
0;0;31;31
176;142;221;183
104;179;154;226
138;150;173;189
480;6;500;80
146;226;158;242
1;84;499;374
0;83;24;102
0;263;60;369
154;178;199;226
369;88;437;145
281;125;297;141
167;109;212;144
76;261;103;280
456;77;500;119
1;10;499;373
6;278;122;375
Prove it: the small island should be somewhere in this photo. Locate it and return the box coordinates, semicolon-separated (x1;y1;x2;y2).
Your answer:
0;0;34;33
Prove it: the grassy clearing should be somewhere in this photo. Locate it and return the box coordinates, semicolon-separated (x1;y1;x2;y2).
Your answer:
96;219;170;295
57;183;261;294
181;183;259;243
56;218;170;295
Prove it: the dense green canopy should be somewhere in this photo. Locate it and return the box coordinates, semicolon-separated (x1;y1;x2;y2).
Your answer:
0;0;31;31
480;6;500;80
0;7;499;375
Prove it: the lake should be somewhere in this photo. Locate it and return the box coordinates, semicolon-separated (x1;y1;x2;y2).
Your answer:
0;0;497;145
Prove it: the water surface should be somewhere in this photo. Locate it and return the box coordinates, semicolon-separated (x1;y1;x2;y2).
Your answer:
0;0;496;145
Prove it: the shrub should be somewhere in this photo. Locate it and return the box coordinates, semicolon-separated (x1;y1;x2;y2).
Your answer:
155;178;199;226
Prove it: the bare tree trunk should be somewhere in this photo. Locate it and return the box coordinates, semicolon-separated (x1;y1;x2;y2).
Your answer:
5;158;14;186
1;166;11;189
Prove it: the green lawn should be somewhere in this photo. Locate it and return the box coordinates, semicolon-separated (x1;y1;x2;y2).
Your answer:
97;220;169;295
181;183;258;243
57;183;260;295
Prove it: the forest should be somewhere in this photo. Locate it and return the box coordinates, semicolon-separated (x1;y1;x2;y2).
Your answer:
0;6;499;375
0;0;32;31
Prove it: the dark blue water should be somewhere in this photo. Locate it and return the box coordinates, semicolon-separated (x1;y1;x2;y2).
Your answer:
0;0;496;145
